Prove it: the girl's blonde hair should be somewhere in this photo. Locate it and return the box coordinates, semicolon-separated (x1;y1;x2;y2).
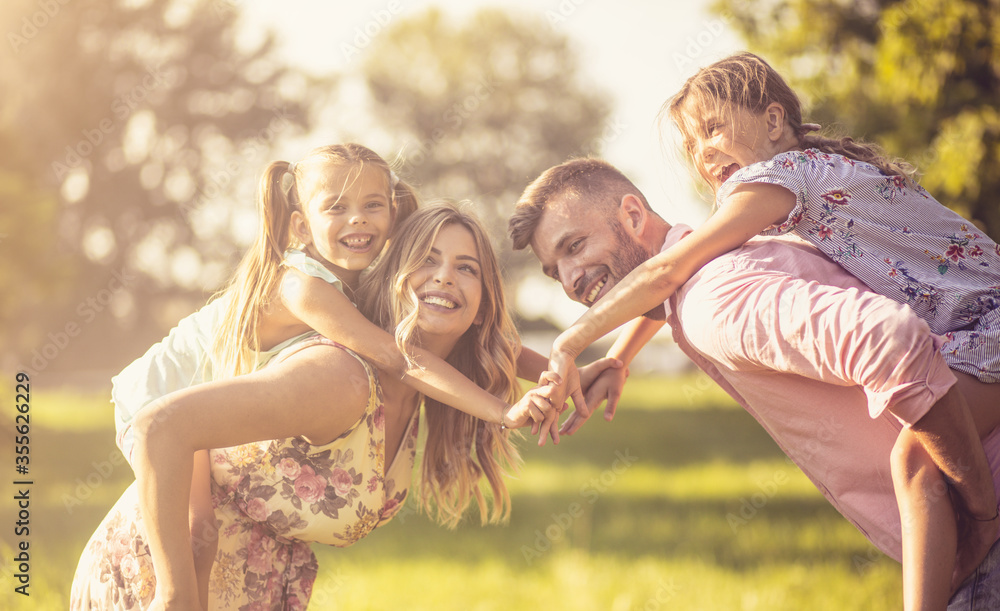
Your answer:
211;143;419;379
664;52;915;183
358;202;521;528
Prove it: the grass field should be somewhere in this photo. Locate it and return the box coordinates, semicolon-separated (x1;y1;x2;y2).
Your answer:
0;374;903;609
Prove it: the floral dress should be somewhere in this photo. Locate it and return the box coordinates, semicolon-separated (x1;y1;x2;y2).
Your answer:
719;149;1000;382
70;337;420;610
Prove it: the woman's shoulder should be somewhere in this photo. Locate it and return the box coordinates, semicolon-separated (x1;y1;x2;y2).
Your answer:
270;335;379;405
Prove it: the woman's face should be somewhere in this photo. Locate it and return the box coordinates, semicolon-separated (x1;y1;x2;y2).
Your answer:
407;223;484;355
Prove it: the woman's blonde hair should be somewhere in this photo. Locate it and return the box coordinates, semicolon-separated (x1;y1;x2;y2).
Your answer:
358;202;521;528
664;51;916;184
211;143;419;379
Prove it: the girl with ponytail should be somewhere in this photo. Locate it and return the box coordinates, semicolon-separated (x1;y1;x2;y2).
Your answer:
104;144;569;606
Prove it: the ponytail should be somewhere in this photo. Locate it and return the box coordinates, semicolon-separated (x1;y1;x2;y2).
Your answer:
210;143;418;378
211;161;298;378
390;177;420;235
799;132;918;185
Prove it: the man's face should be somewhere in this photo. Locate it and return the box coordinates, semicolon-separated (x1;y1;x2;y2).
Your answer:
530;193;651;306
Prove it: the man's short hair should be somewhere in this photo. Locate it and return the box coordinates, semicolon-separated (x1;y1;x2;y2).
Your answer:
509;158;652;251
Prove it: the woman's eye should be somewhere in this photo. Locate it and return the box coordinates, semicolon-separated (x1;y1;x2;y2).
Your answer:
460;264;479;275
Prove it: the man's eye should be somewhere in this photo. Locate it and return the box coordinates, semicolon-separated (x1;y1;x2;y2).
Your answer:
568;239;583;253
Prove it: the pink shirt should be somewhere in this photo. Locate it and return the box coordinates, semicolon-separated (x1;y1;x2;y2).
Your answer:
662;225;1000;562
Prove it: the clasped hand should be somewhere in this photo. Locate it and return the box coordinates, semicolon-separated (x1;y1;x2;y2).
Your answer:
504;354;625;446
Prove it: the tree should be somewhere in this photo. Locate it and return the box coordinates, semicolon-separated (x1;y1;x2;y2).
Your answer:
362;8;612;272
0;0;332;373
714;0;1000;238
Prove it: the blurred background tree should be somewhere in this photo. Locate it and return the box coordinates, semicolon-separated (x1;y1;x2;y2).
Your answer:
0;0;331;376
714;0;1000;238
362;8;613;273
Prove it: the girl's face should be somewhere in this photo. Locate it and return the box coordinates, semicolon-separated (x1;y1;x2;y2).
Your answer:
680;99;786;192
292;165;393;283
406;223;484;356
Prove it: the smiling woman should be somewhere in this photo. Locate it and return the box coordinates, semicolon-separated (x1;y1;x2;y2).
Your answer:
69;202;557;609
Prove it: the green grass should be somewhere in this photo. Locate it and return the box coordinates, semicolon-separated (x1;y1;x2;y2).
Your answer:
0;374;902;609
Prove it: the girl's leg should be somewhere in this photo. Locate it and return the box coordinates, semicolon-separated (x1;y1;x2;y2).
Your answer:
950;371;1000;592
190;449;218;609
891;427;956;611
954;370;1000;439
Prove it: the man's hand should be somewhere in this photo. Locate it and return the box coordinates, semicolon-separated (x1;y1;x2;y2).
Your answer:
560;359;627;435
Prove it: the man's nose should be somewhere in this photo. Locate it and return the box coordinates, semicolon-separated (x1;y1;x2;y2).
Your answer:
559;262;583;301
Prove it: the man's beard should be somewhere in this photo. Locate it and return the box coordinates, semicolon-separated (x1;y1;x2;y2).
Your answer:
609;222;665;320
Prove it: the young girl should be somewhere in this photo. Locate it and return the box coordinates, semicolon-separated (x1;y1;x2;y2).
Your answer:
110;144;575;606
547;53;1000;609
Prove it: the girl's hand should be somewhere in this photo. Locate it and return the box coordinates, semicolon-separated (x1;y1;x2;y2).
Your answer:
952;504;999;593
505;385;561;446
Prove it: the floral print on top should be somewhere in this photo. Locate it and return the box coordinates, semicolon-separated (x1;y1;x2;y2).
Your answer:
717;149;1000;382
70;337;420;610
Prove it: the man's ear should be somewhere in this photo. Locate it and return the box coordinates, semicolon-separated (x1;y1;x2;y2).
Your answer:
619;194;648;237
290;210;312;246
765;102;787;142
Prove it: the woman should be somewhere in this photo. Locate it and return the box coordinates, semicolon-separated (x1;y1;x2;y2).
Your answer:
70;203;561;609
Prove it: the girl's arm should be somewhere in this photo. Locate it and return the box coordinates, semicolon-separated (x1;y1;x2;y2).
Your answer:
281;272;556;439
550;183;796;377
134;343;374;606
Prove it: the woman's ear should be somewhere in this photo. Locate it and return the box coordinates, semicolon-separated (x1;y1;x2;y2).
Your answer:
290;210;312;246
765;102;788;142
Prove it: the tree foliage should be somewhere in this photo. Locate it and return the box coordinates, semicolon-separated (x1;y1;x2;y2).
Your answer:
362;8;612;270
714;0;1000;237
0;0;330;370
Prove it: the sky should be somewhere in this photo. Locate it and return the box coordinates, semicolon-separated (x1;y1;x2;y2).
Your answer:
239;0;745;330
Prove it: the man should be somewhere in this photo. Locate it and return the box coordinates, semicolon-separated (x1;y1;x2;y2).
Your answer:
509;158;1000;608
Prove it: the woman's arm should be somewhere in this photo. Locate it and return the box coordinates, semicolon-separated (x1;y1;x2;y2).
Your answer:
133;343;371;605
281;271;548;429
550;183;795;370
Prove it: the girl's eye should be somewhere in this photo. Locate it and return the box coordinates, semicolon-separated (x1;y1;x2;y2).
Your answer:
367;201;385;209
